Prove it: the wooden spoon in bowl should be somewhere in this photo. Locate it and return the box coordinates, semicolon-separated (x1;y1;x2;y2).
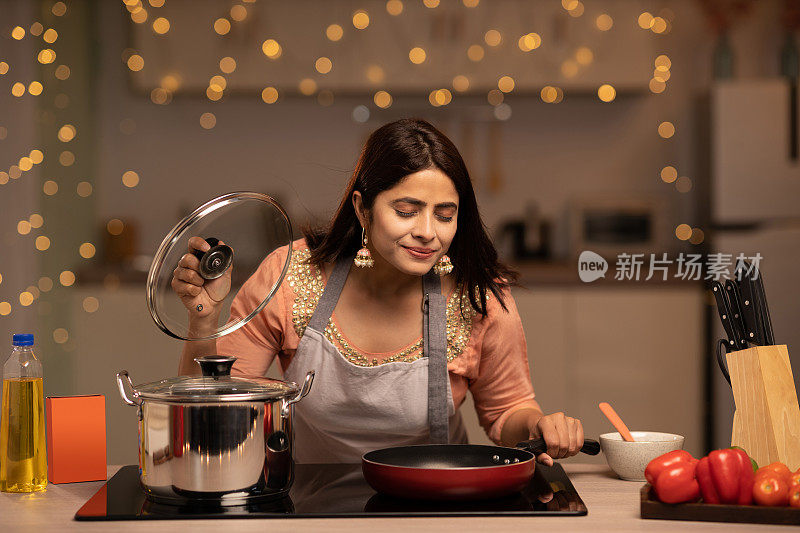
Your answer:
598;402;635;442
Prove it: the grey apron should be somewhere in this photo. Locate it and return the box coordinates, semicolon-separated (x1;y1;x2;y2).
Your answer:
282;256;466;463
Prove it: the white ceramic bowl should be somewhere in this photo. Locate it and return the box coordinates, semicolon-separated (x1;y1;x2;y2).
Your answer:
599;431;685;482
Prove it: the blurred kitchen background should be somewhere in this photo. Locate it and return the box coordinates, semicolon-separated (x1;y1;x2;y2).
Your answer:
1;0;799;465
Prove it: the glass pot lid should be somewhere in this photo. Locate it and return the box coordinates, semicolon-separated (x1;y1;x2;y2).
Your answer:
146;192;293;341
132;356;300;402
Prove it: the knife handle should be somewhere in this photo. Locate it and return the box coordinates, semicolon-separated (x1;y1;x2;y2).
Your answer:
734;263;763;346
754;274;775;345
724;280;748;350
711;281;740;351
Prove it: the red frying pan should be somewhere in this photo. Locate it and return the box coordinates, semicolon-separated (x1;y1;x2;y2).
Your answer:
362;437;600;500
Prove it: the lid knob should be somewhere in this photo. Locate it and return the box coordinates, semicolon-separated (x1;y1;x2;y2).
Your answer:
192;237;233;280
194;355;236;378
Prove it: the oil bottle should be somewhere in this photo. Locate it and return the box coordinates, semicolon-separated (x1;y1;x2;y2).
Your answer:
0;333;47;492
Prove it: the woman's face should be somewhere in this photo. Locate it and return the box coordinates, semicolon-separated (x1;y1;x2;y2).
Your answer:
356;167;459;277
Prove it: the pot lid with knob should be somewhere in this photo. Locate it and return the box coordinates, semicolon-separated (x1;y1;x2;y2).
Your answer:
145;192;294;341
118;356;307;403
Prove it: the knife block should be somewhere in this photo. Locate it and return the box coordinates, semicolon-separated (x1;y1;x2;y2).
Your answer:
727;344;800;470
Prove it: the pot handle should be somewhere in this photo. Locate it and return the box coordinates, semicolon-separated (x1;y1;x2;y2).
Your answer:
116;370;142;406
281;370;314;417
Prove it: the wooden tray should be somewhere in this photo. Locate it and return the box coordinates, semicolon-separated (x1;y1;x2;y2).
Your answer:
641;484;800;526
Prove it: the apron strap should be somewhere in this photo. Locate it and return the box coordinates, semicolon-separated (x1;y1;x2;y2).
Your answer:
307;256;351;333
305;253;450;445
423;271;449;444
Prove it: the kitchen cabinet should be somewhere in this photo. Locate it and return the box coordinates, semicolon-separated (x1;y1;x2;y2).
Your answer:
712;80;800;222
461;286;705;461
129;0;655;95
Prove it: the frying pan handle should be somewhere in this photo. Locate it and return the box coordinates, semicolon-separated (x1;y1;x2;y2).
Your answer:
516;437;601;456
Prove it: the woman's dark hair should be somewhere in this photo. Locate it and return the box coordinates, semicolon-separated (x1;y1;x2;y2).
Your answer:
303;118;517;315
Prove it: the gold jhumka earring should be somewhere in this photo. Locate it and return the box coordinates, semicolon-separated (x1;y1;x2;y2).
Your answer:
433;254;453;276
354;227;374;268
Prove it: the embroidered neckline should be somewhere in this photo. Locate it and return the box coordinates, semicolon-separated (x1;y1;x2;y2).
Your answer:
287;247;476;367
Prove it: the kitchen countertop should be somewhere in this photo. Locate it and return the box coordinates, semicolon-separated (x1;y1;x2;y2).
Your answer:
0;464;785;532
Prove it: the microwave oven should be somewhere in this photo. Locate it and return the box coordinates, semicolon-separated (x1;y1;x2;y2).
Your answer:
567;196;670;258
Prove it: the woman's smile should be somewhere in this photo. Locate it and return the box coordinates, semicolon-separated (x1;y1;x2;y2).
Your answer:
402;245;437;260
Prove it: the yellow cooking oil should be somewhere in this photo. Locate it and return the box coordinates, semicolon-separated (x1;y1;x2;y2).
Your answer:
0;378;48;492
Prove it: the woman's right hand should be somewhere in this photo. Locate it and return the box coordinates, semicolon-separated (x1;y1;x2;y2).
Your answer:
171;236;232;320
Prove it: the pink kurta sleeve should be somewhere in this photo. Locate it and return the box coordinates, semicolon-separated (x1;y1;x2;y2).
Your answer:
469;288;538;444
217;244;292;377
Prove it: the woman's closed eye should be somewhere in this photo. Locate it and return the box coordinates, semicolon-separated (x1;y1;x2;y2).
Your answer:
394;209;454;222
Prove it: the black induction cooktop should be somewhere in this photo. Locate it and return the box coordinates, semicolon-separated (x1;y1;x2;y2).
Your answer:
75;463;587;520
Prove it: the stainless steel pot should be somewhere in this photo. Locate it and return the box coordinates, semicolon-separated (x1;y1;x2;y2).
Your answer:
116;356;314;505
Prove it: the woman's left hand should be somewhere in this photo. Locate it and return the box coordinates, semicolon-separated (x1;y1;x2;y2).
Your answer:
527;412;584;466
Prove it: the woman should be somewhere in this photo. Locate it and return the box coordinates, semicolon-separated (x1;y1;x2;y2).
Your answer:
173;118;584;465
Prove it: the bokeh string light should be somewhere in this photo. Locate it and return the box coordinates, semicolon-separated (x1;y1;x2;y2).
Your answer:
484;29;502;47
55;65;70;81
408;47;426;64
122;170;140;187
373;90;392;108
214;18;231;35
82;296;100;313
517;33;541;52
199;112;216;129
486;89;503;106
497;76;514;93
261;86;279;103
58;270;75;287
326;24;344;41
230;5;247;22
467;44;484;62
452;75;469;92
79;242;96;259
76;181;93;197
352;10;370;30
107;219;124;235
315;57;333;74
386;0;403;16
35;236;51;251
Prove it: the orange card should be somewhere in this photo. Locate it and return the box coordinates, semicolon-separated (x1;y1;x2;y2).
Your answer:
46;395;107;484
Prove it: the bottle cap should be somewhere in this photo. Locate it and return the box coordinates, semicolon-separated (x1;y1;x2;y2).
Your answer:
12;333;34;346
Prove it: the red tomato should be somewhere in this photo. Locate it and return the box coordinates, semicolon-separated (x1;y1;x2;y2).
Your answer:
756;462;792;483
790;488;800;508
753;475;789;507
789;472;800;488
